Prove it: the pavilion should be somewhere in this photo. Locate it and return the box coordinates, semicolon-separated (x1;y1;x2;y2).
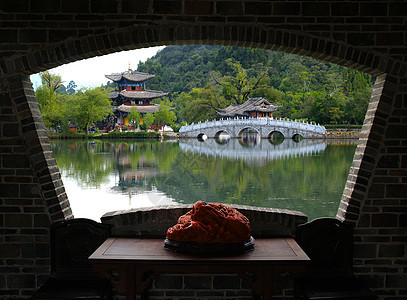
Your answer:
217;97;281;118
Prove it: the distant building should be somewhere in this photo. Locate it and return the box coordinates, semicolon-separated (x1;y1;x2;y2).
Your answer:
217;97;281;118
105;68;168;129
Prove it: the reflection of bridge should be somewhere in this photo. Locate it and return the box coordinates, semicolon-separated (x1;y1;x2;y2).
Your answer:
179;138;326;164
179;118;326;139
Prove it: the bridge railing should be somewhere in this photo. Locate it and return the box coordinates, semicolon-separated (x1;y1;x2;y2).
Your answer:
179;117;326;134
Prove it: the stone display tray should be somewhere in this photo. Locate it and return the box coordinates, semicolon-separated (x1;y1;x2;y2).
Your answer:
164;236;255;256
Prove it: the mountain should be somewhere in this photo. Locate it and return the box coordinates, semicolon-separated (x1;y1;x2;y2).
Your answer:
136;45;374;125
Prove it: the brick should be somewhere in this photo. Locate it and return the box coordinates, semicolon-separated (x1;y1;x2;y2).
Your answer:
90;0;118;13
2;154;30;168
400;214;407;227
379;245;405;257
30;0;60;13
377;33;405;46
372;214;398;227
386;184;407;199
61;0;90;13
245;2;271;15
184;275;211;289
0;30;18;43
20;183;41;198
386;125;407;139
368;184;385;198
360;2;388;16
0;0;28;12
347;33;375;47
18;30;47;43
216;1;243;15
0;184;19;197
154;274;182;289
302;2;330;16
353;243;377;258
213;275;240;289
387;275;407;288
7;274;35;288
389;3;407;16
0;244;20;258
377;155;400;168
273;2;300;15
153;1;182;14
5;214;32;227
185;1;213;15
331;2;359;17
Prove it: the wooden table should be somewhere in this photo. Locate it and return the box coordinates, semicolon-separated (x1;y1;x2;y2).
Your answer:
89;237;309;299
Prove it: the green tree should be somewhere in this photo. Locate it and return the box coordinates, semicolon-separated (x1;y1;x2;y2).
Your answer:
70;87;112;133
40;71;63;92
142;113;154;131
35;72;69;131
211;59;269;105
155;104;177;127
66;80;77;95
175;86;227;123
128;107;141;128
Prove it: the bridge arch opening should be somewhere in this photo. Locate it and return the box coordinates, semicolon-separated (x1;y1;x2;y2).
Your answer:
292;134;304;143
197;133;207;142
268;131;285;145
215;131;231;144
238;128;261;147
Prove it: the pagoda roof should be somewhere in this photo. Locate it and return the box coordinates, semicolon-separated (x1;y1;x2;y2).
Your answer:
217;97;281;117
105;70;155;82
110;90;169;100
116;104;160;114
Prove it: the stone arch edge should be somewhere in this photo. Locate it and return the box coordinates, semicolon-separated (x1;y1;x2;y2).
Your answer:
6;74;72;223
337;74;396;226
3;24;405;78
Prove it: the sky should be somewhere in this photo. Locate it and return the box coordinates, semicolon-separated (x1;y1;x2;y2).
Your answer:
30;46;166;90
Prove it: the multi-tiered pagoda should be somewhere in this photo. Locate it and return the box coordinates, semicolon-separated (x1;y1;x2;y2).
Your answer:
105;68;168;129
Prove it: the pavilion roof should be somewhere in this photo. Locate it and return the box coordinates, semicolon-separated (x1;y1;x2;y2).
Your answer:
217;97;281;117
110;90;169;100
116;104;160;114
105;70;155;82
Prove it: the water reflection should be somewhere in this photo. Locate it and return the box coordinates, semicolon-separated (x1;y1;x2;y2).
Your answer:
180;138;325;165
51;139;356;221
240;129;260;147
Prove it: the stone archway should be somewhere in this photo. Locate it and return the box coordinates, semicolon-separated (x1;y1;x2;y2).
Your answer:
2;16;404;297
8;24;389;224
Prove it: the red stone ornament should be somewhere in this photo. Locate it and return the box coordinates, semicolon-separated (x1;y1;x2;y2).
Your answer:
165;201;254;255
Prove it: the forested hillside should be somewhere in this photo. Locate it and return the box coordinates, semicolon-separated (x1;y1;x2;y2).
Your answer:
136;45;374;125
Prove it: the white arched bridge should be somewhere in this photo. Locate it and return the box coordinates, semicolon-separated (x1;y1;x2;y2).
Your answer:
179;118;326;139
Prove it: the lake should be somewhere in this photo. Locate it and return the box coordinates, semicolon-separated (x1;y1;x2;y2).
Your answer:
51;138;357;222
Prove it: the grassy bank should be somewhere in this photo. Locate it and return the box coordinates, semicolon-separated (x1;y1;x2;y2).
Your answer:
47;131;170;139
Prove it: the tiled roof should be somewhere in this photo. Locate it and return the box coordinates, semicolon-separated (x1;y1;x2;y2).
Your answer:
105;70;155;82
217;97;281;117
109;90;168;100
117;104;160;114
120;90;168;99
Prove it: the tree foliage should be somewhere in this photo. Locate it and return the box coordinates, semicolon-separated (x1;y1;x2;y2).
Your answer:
155;104;177;126
70;87;112;133
137;45;374;125
142;113;154;130
36;74;112;133
128;107;141;127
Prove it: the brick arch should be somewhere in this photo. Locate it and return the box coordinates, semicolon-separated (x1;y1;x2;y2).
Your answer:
8;23;396;226
10;24;397;77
